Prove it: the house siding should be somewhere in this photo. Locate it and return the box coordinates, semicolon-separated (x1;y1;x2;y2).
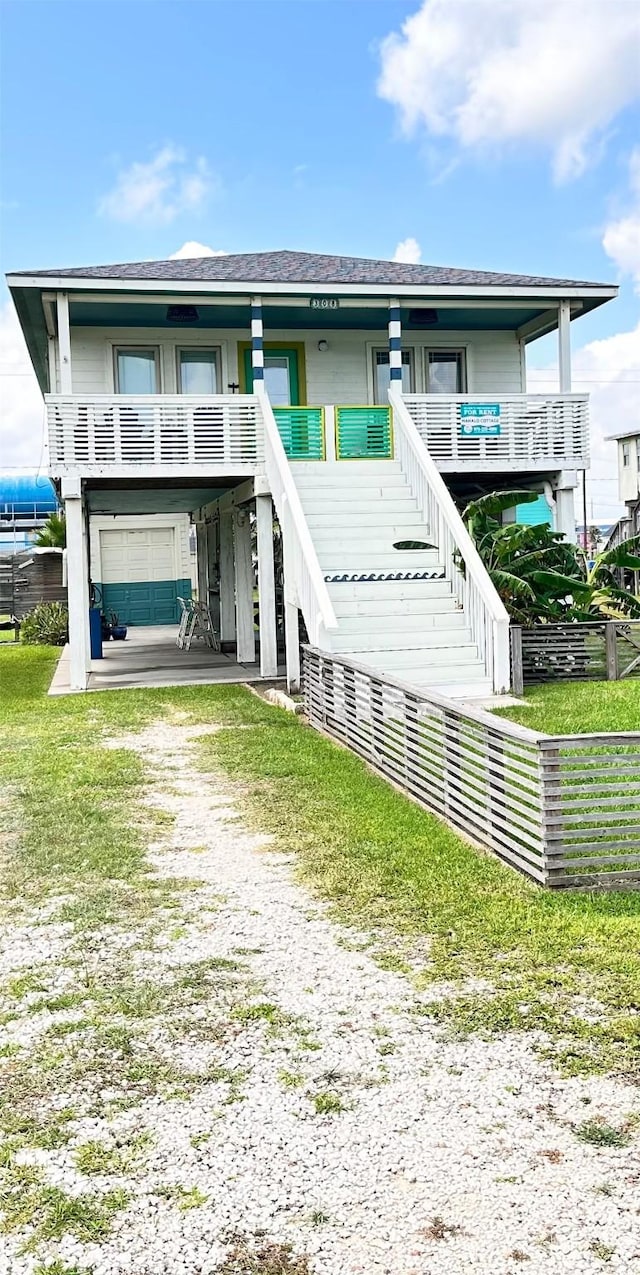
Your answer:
68;326;524;401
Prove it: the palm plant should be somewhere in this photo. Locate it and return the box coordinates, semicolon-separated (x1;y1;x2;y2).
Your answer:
33;512;66;549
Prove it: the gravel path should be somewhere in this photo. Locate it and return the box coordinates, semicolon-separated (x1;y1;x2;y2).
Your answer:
1;719;638;1275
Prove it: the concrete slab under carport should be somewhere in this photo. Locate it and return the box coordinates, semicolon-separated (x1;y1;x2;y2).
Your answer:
49;625;285;695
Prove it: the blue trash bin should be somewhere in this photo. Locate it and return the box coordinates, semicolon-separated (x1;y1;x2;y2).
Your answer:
89;607;103;659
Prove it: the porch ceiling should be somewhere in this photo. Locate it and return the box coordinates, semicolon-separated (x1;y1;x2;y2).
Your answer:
67;297;544;333
85;480;232;515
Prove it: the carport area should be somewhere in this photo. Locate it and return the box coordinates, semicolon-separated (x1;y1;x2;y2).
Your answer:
50;624;285;694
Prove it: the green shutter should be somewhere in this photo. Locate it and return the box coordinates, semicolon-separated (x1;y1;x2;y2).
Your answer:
335;406;393;459
273;407;325;459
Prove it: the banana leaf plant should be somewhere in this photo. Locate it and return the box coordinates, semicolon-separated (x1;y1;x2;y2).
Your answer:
461;490;640;623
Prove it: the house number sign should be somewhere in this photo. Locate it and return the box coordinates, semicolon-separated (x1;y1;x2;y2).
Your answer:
309;297;339;309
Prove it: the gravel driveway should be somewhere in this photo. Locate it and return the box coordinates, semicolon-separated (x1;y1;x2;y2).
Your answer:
1;719;638;1275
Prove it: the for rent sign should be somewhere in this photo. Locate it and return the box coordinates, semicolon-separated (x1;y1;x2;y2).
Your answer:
459;403;502;437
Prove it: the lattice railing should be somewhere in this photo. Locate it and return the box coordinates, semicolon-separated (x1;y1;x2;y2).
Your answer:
303;647;640;890
46;394;264;470
403;393;589;468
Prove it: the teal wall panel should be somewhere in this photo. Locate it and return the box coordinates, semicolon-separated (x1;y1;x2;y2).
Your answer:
97;578;191;626
515;495;553;527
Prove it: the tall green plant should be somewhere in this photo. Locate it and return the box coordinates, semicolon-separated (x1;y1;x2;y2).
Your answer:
462;490;640;623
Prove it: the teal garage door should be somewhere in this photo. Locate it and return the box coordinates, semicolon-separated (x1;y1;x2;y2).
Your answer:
99;527;186;625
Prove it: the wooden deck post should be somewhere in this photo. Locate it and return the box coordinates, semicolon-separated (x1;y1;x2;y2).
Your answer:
233;507;255;664
63;478;89;691
605;621;619;680
510;626;524;695
219;510;236;644
280;502;300;693
256;494;278;677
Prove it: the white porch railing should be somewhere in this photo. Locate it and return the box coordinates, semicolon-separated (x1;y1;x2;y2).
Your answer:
390;388;511;694
403;393;589;470
258;389;337;676
46;394;264;471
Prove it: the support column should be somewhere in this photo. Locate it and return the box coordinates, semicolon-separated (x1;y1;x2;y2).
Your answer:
233;507;255;664
206;520;219;629
558;299;571;393
388;297;402;386
63;479;89;691
219;511;236;644
256;494;278;677
250;296;264;387
56;292;72;393
195;520;208;603
553;470;578;542
281;502;300;693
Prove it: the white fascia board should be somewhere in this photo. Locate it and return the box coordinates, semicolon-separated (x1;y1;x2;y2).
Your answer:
7;275;619;301
608;427;640;442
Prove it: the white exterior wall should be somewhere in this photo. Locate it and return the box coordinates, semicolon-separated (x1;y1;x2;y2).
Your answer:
618;436;640;505
89;513;191;582
68;326;524;401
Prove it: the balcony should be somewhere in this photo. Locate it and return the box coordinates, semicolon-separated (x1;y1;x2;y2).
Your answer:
46;392;589;478
46;394;265;477
403;393;589;473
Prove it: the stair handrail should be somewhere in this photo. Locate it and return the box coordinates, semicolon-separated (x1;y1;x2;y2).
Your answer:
389;387;511;693
257;387;337;643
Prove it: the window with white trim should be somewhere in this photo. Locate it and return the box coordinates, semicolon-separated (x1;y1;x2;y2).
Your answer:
177;348;221;394
424;350;466;394
622;442;631;468
114;347;160;394
372;349;414;403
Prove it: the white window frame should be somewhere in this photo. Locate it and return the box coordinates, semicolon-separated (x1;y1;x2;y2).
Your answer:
423;347;467;394
176;346;222;394
370;346;415;404
113;346;161;394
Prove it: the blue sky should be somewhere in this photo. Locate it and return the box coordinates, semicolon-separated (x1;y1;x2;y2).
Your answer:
1;0;639;516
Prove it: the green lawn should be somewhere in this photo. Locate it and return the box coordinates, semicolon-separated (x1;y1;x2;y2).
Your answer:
1;645;639;1079
494;678;640;735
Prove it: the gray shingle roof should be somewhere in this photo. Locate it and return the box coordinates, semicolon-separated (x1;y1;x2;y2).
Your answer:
8;249;611;289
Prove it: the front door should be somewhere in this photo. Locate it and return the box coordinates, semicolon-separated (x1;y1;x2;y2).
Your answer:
242;346;302;405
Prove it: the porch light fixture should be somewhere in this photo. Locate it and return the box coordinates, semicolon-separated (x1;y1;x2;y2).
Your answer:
317;339;329;352
408;308;438;326
166;304;199;323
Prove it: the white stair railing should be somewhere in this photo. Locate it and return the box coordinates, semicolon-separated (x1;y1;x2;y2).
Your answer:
389;388;511;694
257;389;337;658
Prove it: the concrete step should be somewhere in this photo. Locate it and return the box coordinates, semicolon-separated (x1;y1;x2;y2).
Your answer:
331;625;472;654
335;608;466;632
306;508;425;529
341;644;480;670
295;472;407;491
293;460;402;478
302;496;420;515
327;578;453;602
310;521;434;544
321;551;442;571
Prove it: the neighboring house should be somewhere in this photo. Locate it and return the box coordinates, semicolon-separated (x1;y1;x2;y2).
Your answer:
7;250;617;694
606;427;640;591
89;513;191;625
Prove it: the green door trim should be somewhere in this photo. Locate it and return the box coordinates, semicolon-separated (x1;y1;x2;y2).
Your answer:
238;342;307;405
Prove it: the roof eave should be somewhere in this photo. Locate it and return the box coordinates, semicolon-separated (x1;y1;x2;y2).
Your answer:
6;274;619;302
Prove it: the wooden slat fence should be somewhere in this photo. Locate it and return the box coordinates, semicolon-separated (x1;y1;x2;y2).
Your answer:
511;621;640;692
302;646;640;890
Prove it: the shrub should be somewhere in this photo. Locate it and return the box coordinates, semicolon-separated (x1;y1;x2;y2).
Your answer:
20;602;68;646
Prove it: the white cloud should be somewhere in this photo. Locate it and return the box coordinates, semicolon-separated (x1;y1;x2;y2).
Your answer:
393;237;421;264
170;241;227;259
528;322;640;522
0;300;46;469
603;148;640;291
378;0;640;181
98;146;214;225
